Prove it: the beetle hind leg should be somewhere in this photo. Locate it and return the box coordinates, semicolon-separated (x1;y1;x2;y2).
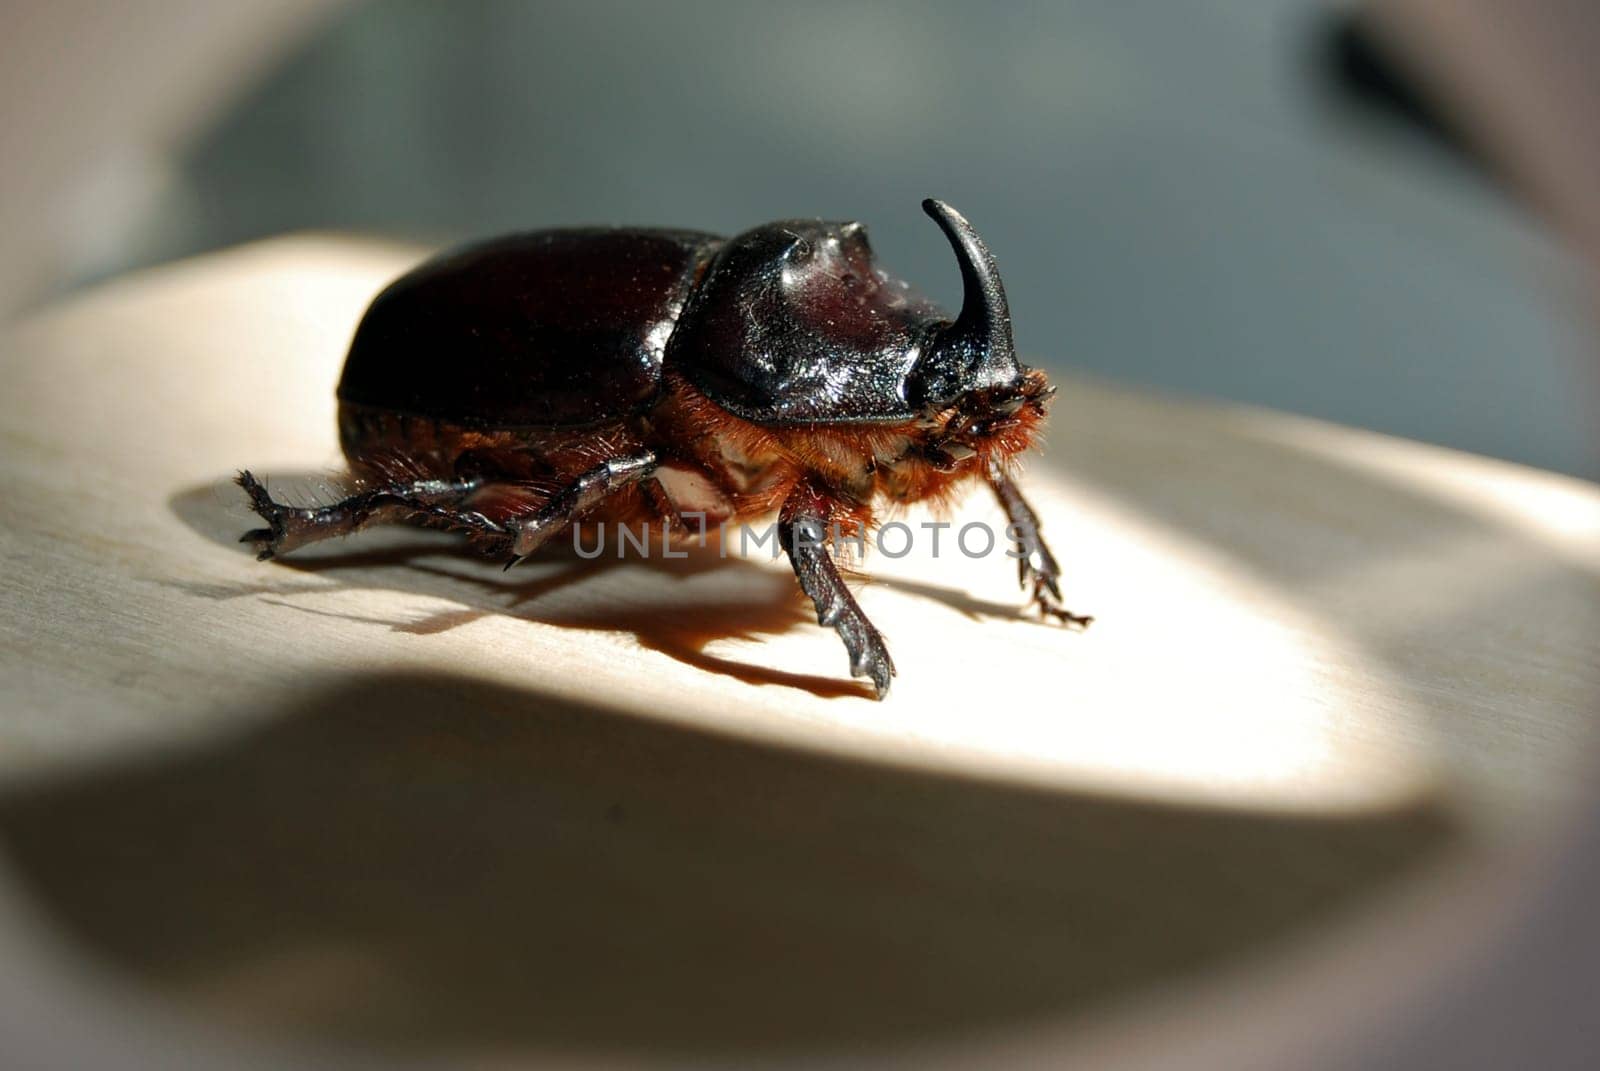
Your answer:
237;469;497;560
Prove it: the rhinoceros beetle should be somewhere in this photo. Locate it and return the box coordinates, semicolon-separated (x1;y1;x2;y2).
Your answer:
238;199;1090;697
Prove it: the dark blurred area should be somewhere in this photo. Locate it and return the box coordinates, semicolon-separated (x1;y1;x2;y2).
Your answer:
1321;11;1485;173
83;0;1595;477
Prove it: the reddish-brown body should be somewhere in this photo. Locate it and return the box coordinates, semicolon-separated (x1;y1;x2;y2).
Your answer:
336;365;1050;549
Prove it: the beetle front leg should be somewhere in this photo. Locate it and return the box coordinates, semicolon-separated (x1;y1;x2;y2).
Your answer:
778;487;896;699
503;451;658;569
987;463;1093;627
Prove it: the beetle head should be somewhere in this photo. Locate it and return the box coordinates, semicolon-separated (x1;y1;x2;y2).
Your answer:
907;199;1029;414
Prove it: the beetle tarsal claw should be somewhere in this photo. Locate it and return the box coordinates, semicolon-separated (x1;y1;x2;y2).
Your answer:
1024;572;1093;629
236;469;292;558
849;639;895;698
1039;599;1095;629
239;528;277;561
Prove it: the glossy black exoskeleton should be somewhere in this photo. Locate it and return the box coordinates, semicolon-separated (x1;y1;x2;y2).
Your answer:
239;199;1090;698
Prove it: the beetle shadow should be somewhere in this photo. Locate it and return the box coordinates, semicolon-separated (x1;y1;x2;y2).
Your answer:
867;573;1037;623
169;480;869;700
0;669;1458;1062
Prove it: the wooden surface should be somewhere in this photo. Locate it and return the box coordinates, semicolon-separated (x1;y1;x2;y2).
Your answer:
0;238;1596;1063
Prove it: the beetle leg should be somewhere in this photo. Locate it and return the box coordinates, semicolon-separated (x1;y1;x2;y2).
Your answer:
237;470;493;560
778;488;896;699
986;463;1093;628
502;452;658;570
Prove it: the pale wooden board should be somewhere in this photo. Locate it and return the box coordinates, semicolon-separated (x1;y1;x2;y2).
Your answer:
0;237;1595;1062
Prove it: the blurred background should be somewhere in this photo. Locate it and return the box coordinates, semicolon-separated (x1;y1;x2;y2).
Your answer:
37;0;1598;477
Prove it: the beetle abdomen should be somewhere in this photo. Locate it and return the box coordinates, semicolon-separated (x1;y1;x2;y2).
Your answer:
338;228;722;429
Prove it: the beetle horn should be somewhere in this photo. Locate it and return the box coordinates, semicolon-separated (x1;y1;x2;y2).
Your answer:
913;198;1023;407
